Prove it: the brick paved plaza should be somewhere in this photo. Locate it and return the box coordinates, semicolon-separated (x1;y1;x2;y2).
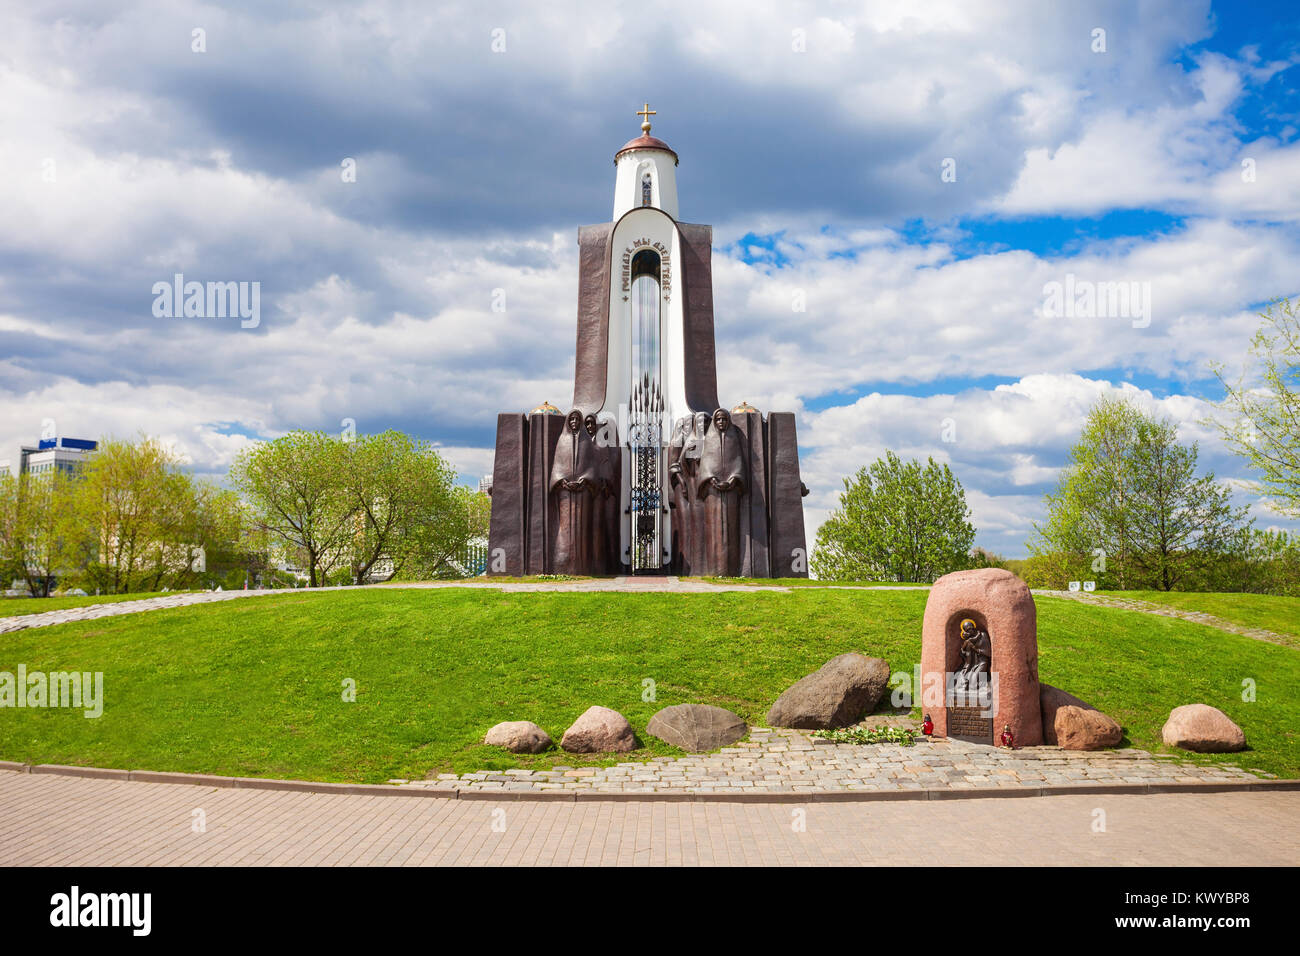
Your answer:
1;769;1294;866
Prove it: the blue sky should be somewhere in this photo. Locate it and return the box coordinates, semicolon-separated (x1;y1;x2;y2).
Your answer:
1;0;1298;556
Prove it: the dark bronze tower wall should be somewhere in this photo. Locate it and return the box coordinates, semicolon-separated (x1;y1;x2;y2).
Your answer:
486;413;527;575
675;223;720;414
572;223;615;414
767;412;810;578
732;409;770;577
525;412;565;573
487;219;810;578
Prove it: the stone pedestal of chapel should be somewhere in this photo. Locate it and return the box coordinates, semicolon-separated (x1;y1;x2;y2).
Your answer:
487;107;809;577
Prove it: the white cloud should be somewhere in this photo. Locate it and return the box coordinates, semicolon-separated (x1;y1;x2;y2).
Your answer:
993;51;1300;219
798;372;1287;556
1;0;1295;558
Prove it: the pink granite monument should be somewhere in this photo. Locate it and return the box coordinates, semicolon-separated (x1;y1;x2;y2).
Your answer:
920;568;1043;747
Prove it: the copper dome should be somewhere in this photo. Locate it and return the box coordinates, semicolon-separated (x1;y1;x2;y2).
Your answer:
614;134;679;166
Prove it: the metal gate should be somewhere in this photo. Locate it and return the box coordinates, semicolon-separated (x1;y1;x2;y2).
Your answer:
629;374;663;573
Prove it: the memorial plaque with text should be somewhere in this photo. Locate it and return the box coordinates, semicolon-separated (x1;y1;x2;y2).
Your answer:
948;706;994;744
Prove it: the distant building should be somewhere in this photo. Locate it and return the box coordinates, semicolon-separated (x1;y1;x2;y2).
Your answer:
2;437;99;594
478;474;492;495
0;437;99;478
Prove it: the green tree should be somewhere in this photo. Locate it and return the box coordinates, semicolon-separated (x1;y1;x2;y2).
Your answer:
154;479;248;591
1126;416;1248;590
0;469;89;596
402;486;492;579
230;431;355;588
231;429;478;587
342;431;464;583
1211;298;1300;517
1030;398;1249;591
1029;396;1144;589
68;436;241;594
811;450;976;582
1211;527;1300;596
78;437;190;594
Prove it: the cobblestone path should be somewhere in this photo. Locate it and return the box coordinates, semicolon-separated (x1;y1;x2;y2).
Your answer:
399;727;1270;794
1037;589;1298;648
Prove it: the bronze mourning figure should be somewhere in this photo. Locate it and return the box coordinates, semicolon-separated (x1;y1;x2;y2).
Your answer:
953;618;992;693
486;109;809;576
696;408;747;575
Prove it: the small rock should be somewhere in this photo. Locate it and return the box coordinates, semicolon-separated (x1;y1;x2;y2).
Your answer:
1039;683;1122;749
766;653;891;729
646;704;746;752
1040;683;1092;744
1054;705;1123;750
1162;704;1246;753
560;706;637;753
484;720;552;753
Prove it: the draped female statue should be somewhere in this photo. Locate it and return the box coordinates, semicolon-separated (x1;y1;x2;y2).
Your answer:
695;407;747;576
550;410;602;573
667;415;694;573
584;413;620;573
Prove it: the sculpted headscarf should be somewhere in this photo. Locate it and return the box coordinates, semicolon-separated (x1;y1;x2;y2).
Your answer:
696;408;746;495
550;409;601;492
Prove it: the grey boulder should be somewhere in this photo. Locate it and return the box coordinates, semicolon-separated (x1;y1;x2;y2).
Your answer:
484;720;552;753
647;704;746;752
766;653;891;729
1162;704;1246;753
560;706;637;753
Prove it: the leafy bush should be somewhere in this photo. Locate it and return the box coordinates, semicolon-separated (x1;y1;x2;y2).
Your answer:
811;724;917;746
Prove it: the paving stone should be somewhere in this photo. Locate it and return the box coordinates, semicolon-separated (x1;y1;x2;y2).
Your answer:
410;723;1271;797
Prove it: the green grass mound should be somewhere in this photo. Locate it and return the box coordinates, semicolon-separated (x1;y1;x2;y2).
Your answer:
0;588;1295;782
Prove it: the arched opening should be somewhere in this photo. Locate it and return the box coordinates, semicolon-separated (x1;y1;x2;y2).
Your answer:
629;248;663;573
630;249;661;387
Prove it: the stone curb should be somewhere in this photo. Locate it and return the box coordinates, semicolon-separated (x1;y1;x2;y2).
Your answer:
3;763;1296;802
30;764;131;781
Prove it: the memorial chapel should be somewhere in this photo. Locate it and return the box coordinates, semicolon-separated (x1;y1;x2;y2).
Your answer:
487;106;809;577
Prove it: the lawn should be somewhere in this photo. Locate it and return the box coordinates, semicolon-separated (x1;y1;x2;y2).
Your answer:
1104;590;1300;640
687;577;931;587
0;590;192;618
0;588;1295;782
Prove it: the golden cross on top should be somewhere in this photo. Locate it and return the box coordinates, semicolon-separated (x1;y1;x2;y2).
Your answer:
637;102;656;133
